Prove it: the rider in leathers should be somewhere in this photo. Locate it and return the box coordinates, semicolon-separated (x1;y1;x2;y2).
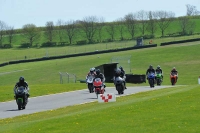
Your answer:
86;68;96;92
86;68;96;79
13;77;30;106
146;65;156;80
155;65;163;80
113;66;127;89
94;69;106;92
171;67;178;81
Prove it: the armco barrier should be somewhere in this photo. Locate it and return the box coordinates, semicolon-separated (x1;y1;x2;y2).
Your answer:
2;44;157;66
160;38;200;46
0;62;9;67
126;74;146;83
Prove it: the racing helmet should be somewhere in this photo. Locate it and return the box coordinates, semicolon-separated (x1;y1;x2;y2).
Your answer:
157;65;160;69
90;68;95;73
19;76;25;83
96;69;100;75
116;68;121;74
149;65;153;69
119;66;123;71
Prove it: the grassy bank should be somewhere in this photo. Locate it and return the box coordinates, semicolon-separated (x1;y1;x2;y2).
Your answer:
0;42;199;101
0;34;200;63
0;85;199;132
2;18;200;47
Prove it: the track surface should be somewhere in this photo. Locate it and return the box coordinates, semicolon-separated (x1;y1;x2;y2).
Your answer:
0;86;172;119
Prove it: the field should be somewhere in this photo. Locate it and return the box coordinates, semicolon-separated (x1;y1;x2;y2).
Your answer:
0;34;200;63
0;40;200;132
0;42;200;101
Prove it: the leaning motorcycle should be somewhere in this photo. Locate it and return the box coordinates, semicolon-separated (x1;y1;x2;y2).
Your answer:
156;72;162;86
86;75;95;93
14;86;28;110
93;78;105;98
148;72;155;88
170;73;177;85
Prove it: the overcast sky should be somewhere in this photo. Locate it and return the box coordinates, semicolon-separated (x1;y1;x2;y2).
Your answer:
0;0;199;29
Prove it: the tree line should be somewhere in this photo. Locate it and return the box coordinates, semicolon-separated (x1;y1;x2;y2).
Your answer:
0;4;199;48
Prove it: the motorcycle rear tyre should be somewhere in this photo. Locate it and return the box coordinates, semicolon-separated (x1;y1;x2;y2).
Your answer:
17;100;23;110
157;79;161;86
171;78;175;85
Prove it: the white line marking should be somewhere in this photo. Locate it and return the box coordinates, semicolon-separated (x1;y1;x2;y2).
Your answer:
0;69;30;76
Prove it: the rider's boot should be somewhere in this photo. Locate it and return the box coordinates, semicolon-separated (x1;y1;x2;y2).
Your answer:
103;83;106;92
124;82;127;89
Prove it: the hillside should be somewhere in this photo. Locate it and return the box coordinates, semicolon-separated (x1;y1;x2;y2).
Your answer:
1;18;200;47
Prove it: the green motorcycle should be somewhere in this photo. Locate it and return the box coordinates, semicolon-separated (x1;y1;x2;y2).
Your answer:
156;72;162;86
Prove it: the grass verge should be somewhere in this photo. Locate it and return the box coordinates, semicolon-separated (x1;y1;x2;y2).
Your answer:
0;85;199;133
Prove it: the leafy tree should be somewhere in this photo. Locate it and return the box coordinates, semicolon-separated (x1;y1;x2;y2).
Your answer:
22;24;40;46
64;20;76;45
81;16;98;43
45;21;54;42
124;13;137;39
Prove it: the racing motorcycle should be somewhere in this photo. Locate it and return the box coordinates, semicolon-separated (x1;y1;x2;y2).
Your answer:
93;78;105;98
114;68;125;95
155;72;162;86
86;75;95;93
148;72;155;88
170;72;177;85
14;86;28;110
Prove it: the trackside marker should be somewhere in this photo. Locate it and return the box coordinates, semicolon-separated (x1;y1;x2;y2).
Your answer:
98;93;116;103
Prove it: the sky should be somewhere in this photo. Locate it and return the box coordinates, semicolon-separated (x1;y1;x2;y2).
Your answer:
0;0;199;29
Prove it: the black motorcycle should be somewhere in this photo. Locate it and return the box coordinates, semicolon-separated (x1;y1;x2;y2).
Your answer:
114;69;125;95
15;86;28;110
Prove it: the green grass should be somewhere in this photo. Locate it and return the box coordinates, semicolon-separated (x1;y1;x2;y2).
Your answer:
0;84;87;102
0;34;200;63
0;42;200;101
0;85;199;133
0;18;200;132
0;37;200;132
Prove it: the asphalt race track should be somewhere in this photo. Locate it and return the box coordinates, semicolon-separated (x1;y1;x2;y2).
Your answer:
0;86;172;119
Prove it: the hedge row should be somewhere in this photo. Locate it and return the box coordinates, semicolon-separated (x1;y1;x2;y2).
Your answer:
0;44;157;67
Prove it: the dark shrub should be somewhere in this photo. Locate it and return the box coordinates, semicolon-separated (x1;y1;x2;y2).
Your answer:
41;42;57;47
58;42;68;46
141;35;155;39
19;43;31;48
1;44;12;48
76;40;87;45
102;39;113;43
88;40;97;44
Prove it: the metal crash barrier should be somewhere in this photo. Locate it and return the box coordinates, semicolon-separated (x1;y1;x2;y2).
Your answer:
125;74;146;83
